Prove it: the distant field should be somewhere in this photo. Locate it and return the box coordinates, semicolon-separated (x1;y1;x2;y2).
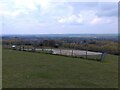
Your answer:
2;49;118;88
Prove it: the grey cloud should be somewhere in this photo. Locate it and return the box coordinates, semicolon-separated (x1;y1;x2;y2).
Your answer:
68;2;117;17
97;8;117;17
96;2;117;17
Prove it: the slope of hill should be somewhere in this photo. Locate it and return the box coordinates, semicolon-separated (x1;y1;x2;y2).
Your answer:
2;49;118;88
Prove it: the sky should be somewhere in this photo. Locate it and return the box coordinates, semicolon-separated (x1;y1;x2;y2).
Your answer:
0;0;119;35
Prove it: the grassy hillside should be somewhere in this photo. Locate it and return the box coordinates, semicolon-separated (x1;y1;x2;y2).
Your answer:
2;49;118;88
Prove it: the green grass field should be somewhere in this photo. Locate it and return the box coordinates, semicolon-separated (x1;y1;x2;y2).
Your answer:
3;49;118;88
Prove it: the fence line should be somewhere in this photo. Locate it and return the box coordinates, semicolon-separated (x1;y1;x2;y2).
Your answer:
4;45;105;61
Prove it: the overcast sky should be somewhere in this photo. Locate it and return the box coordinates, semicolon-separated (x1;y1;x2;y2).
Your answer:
0;0;118;35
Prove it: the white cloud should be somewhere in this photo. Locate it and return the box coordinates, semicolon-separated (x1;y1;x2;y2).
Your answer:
90;17;102;24
57;10;94;24
12;0;36;10
90;17;112;25
0;0;51;18
57;14;83;24
57;10;113;25
0;10;29;19
0;0;73;20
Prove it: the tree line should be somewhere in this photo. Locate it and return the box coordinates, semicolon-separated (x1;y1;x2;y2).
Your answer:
2;38;119;55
